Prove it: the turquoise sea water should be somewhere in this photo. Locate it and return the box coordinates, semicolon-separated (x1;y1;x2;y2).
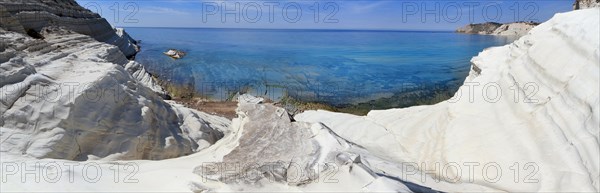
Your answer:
128;28;514;105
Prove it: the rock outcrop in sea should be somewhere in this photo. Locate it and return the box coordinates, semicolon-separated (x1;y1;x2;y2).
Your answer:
164;49;186;59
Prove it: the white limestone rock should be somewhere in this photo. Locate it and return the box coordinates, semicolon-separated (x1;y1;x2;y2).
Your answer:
0;0;139;58
0;26;230;161
193;100;417;192
574;0;600;9
123;60;169;98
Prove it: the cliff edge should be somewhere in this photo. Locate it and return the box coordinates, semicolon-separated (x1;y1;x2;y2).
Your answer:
456;21;539;37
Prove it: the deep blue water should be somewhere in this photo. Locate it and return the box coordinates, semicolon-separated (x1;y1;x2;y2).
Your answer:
128;27;514;105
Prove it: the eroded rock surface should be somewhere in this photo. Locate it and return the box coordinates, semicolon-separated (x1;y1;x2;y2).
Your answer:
193;97;426;192
0;0;138;58
196;101;345;185
0;0;230;161
574;0;600;9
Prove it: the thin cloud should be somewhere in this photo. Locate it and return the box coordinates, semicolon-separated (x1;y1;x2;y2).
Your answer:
349;1;388;14
140;6;190;15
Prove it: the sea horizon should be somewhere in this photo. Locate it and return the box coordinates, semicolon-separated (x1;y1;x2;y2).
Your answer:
119;26;457;33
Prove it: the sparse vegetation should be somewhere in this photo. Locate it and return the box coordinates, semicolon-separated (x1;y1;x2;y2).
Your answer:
151;72;459;117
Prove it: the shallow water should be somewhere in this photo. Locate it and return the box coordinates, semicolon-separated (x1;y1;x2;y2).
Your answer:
129;27;515;105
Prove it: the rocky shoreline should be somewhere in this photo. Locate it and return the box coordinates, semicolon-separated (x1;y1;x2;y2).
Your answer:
160;79;458;116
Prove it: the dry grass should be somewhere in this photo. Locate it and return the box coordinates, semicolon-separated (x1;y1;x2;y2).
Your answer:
176;98;238;119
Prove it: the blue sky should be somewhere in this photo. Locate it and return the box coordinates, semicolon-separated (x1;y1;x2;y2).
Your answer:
75;0;572;30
